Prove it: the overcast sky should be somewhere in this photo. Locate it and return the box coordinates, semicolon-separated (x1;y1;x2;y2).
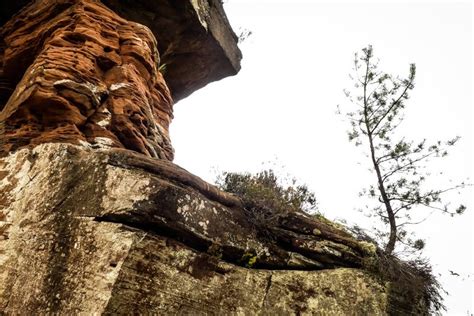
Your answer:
170;1;473;313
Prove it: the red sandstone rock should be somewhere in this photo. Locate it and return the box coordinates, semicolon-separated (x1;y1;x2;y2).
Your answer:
0;0;174;159
1;0;243;102
0;3;428;315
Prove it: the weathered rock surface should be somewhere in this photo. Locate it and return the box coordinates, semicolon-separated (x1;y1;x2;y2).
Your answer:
0;143;388;315
0;0;174;159
102;0;242;101
0;0;241;102
0;1;423;315
0;0;241;159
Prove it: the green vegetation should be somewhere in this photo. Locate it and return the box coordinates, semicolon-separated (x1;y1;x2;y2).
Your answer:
158;63;167;75
240;252;258;268
217;167;443;312
349;226;444;314
216;169;318;221
340;45;469;254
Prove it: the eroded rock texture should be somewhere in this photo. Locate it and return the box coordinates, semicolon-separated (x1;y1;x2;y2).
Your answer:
0;0;174;159
0;0;242;101
0;143;388;315
0;1;424;315
102;0;242;101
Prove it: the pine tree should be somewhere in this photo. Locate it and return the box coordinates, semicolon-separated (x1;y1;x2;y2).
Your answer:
341;45;468;254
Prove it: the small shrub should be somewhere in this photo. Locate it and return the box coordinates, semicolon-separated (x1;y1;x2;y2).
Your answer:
216;169;318;230
217;169;318;242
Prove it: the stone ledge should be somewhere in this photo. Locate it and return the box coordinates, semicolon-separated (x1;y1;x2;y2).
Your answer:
0;143;389;314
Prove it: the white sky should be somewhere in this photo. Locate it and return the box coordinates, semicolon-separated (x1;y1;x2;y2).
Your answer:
171;1;473;314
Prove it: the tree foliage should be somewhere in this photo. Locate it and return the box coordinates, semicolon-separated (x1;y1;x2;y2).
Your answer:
216;169;318;225
341;45;468;254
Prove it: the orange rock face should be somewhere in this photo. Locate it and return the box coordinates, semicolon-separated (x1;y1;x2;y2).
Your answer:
0;0;174;159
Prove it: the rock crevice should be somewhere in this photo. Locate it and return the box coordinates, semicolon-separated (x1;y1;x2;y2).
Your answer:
0;1;421;315
0;143;389;314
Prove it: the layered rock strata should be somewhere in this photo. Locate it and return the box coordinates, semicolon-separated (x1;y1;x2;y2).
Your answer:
0;0;242;101
0;1;421;315
0;143;388;314
0;0;174;159
0;0;242;159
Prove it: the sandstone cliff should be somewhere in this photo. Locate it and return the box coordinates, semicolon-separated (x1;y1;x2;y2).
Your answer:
1;142;389;314
0;1;428;315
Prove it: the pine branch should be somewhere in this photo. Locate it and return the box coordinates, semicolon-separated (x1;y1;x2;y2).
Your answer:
381;151;436;182
370;78;413;135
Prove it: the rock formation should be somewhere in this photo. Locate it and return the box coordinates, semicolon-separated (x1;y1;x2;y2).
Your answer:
0;0;240;159
1;143;390;314
0;1;428;315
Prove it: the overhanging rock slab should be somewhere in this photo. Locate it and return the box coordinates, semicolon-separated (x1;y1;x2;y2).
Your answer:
0;0;242;101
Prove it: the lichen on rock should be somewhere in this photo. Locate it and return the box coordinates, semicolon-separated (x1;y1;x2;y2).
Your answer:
0;143;390;314
0;1;430;315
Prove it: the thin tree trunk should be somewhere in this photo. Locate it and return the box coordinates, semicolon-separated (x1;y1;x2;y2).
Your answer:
368;132;397;254
362;57;397;254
